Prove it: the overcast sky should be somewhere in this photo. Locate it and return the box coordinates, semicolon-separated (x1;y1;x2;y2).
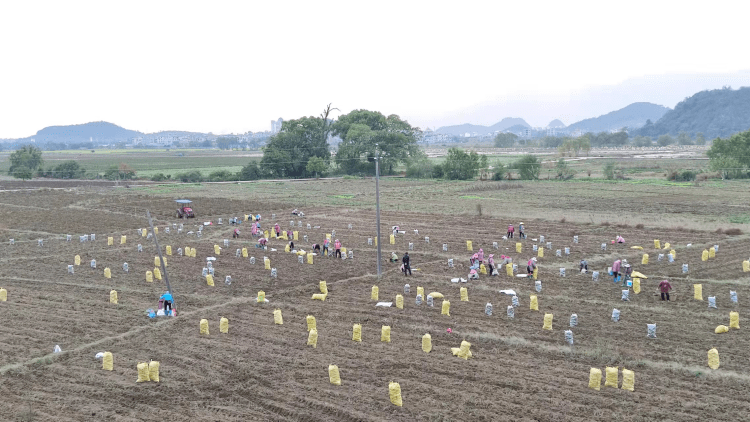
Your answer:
1;0;749;137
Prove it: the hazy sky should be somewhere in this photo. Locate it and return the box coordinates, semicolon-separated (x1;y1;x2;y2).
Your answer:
1;1;749;137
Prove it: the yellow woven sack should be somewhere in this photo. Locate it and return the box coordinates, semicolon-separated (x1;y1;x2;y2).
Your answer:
663;242;670;249
390;234;395;244
429;292;444;299
381;326;391;342
306;315;316;332
326;233;331;240
538;248;544;258
148;361;160;383
285;244;290;253
107;236;114;246
154;227;158;235
389;382;402;407
708;348;720;369
715;325;729;334
417;286;424;298
642;254;649;265
271;230;276;238
743;261;750;272
311;293;327;301
458;340;472;359
166;245;172;256
530;295;538;311
154;256;160;267
479;264;487;275
730;311;740;329
341;247;347;255
102;352;113;371
441;300;450;316
136;362;150;382
374;237;377;246
329;365;341;385
109;290;118;304
214;244;221;255
146;271;153;283
621;369;634;391
533;268;538;280
506;263;513;276
694;284;703;301
604;367;619;388
265;259;271;270
257;291;265;303
543;313;553;330
242;248;248;258
702;250;708;261
654;239;660;249
293;231;298;240
264;230;269;238
460;287;468;302
371;286;379;300
396;294;404;309
0;288;6;302
104;268;111;279
307;329;318;348
633;278;641;294
588;368;602;390
466;240;473;251
200;319;209;335
206;274;214;286
154;267;162;280
220;317;228;334
670;249;676;259
75;255;81;266
422;333;432;353
307;254;313;264
142;228;147;237
319;281;328;294
516;242;522;253
273;309;283;325
352;324;362;342
709;247;716;258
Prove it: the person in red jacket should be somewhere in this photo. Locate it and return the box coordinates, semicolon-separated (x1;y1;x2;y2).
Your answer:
659;279;673;301
507;224;515;238
334;239;342;258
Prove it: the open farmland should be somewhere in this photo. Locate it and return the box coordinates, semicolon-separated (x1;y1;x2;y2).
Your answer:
1;177;750;421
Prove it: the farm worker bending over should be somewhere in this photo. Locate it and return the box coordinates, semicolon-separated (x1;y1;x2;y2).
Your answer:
274;223;281;237
160;291;173;313
468;269;479;280
527;257;537;275
487;254;496;276
659;279;673;301
507;224;515;239
288;240;295;250
323;238;330;256
392;226;400;236
233;228;240;238
579;259;588;273
519;222;526;239
251;223;258;237
390;251;399;263
334;239;342;258
258;237;268;248
312;243;321;254
478;248;484;264
616;235;625;243
621;259;632;286
612;259;622;282
402;252;412;276
292;209;299;215
256;214;261;222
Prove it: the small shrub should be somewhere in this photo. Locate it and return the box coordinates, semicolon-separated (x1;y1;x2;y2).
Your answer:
560;217;566;223
176;171;203;183
600;221;610;226
603;162;616;180
725;228;743;236
151;173;168;182
635;223;644;229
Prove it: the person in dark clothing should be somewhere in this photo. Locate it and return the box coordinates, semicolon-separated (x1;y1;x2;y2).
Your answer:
659;279;672;301
312;243;321;254
402;252;412;276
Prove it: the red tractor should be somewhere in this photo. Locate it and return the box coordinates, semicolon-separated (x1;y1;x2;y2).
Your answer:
175;199;195;218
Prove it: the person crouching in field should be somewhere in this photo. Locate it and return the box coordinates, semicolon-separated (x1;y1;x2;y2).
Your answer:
527;257;537;276
232;228;240;238
258;237;268;248
579;259;588;273
274;223;281;237
390;251;398;263
312;243;321;254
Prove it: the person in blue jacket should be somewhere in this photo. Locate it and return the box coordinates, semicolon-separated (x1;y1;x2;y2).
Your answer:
160;291;173;313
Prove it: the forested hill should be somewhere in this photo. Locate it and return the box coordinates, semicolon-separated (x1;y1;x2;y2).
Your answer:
636;87;750;139
565;102;669;133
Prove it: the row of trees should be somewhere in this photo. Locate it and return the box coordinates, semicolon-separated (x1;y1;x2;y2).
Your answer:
493;130;709;149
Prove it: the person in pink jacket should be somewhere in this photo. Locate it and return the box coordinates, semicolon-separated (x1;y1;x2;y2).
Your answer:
478;248;484;263
612;259;622;282
251;223;258;237
487;254;496;276
507;224;515;238
334;239;342;258
274;223;281;237
527;257;537;275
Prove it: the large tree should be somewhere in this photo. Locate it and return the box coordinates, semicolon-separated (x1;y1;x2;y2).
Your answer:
332;110;421;175
494;132;518;148
441;148;481;180
9;145;44;179
260;105;334;178
706;129;750;178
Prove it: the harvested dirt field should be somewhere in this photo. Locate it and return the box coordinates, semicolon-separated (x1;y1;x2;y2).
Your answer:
0;185;749;421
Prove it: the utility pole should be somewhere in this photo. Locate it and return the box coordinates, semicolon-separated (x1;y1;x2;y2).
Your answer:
375;148;382;278
147;210;174;307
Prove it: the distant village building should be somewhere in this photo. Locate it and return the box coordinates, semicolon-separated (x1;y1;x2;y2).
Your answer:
271;118;283;134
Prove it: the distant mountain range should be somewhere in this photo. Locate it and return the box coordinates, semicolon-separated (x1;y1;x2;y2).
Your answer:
547;119;566;128
435;117;530;136
635;87;750;139
565;102;670;133
1;121;216;145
